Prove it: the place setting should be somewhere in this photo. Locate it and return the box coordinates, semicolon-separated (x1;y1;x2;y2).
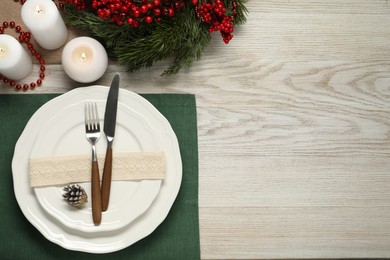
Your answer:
12;74;183;253
0;0;247;258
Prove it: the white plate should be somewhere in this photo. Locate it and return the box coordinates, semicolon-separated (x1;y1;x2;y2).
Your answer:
32;100;162;233
12;86;182;253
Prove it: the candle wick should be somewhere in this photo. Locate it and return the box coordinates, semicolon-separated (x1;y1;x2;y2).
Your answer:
36;5;43;14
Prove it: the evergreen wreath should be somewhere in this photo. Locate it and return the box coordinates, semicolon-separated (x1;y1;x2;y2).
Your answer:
59;0;248;76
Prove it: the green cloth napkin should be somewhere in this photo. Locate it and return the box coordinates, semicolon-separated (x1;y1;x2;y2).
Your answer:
0;93;200;260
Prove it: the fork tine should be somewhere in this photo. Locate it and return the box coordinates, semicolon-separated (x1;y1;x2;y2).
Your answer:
85;103;100;132
93;103;100;131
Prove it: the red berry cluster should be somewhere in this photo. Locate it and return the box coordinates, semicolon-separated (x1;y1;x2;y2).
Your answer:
60;0;186;27
194;0;238;44
0;21;45;91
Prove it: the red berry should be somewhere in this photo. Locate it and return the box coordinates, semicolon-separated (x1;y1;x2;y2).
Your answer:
133;10;140;18
140;5;148;13
153;8;161;16
145;16;153;24
133;20;140;28
168;8;174;17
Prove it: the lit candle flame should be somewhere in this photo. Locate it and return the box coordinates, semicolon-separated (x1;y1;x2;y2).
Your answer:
80;52;87;63
35;5;43;14
0;47;6;57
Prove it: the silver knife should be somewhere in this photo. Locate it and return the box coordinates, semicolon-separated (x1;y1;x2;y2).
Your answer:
101;73;120;212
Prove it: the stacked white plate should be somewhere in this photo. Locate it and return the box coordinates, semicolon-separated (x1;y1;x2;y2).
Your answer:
12;86;182;253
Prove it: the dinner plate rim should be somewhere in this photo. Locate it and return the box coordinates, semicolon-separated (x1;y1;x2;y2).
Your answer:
11;86;182;253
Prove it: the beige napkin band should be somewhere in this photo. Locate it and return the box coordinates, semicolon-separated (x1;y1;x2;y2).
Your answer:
29;152;166;187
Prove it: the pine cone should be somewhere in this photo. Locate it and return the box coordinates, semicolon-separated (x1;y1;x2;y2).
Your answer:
62;184;88;207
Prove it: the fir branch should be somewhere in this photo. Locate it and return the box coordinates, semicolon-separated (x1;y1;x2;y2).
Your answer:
60;0;247;76
232;0;249;25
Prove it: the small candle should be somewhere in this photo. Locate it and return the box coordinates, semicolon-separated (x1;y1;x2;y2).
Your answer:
0;35;32;80
61;37;108;83
21;0;68;50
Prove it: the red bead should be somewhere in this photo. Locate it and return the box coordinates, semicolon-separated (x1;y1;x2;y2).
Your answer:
40;65;45;71
39;59;45;65
3;78;9;83
15;26;21;32
39;73;45;79
127;17;134;25
31;49;37;55
37;79;42;86
0;27;4;34
3;22;8;28
36;53;41;59
30;82;36;88
10;21;15;28
10;81;16;87
23;84;29;90
16;84;22;90
153;0;160;6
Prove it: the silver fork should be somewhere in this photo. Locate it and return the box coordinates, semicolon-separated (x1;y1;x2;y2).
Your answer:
85;103;102;225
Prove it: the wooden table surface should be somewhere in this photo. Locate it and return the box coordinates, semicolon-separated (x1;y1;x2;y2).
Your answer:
2;0;390;258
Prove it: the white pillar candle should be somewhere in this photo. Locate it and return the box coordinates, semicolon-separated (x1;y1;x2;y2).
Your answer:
61;37;108;83
0;35;32;80
21;0;68;50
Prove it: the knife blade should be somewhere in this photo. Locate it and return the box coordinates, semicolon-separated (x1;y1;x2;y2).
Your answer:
101;73;120;211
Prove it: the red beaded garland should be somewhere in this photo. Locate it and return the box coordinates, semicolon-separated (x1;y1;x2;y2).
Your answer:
0;21;46;91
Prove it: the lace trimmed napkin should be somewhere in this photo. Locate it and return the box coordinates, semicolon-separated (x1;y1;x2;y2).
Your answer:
29;152;166;187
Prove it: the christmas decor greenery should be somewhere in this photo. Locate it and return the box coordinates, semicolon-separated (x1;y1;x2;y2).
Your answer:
59;0;247;76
